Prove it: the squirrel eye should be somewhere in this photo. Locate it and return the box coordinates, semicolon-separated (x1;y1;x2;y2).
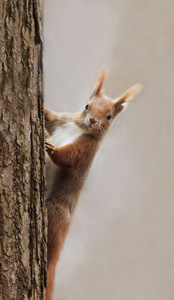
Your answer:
85;104;89;109
107;114;112;120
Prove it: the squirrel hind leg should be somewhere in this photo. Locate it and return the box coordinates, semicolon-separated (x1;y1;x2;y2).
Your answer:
46;203;71;299
46;263;56;300
46;233;61;300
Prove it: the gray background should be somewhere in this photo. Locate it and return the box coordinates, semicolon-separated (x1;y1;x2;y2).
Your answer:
43;1;174;299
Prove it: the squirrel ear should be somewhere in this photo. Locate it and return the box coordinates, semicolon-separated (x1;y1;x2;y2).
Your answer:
114;83;142;107
90;69;107;98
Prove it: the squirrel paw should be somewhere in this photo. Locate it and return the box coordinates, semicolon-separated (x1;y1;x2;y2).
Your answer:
45;139;56;152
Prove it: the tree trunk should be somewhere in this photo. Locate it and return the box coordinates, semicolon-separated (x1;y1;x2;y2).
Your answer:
0;1;47;299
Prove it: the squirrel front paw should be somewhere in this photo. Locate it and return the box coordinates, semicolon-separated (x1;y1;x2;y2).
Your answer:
45;140;56;153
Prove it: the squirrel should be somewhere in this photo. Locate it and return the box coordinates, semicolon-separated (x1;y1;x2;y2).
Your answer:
44;70;142;300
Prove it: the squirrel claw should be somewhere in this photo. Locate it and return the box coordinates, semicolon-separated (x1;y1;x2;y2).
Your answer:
45;140;55;152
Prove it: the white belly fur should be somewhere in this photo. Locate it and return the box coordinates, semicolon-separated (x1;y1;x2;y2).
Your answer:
45;121;83;199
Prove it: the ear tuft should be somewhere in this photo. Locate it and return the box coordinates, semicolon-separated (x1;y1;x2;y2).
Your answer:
115;83;143;105
90;69;107;98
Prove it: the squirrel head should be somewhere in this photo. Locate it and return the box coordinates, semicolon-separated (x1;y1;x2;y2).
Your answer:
76;70;142;137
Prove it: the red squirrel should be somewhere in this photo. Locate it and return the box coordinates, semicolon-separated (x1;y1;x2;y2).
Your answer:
45;70;142;299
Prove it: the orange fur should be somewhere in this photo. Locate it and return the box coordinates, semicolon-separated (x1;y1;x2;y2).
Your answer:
45;71;142;299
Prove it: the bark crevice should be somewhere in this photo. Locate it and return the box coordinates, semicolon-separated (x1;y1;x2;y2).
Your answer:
0;1;47;299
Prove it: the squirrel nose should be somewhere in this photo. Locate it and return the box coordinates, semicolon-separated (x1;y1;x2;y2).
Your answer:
89;118;96;124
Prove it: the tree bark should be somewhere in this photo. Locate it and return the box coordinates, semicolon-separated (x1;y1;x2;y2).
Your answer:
0;1;47;299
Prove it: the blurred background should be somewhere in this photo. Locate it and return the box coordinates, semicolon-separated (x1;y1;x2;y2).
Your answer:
43;1;174;299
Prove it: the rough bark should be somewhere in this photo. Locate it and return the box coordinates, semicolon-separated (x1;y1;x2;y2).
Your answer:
0;1;47;299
